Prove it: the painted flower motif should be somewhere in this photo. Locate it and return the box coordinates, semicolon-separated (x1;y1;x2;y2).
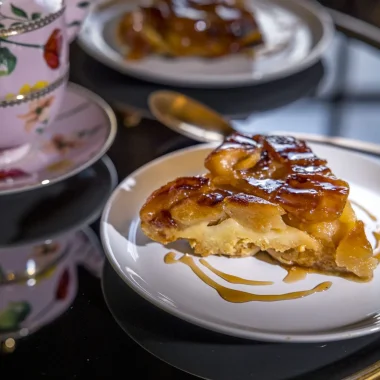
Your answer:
0;302;31;332
0;47;17;77
46;159;74;173
33;242;60;258
77;124;102;138
17;95;55;132
56;269;70;300
0;169;29;180
43;134;82;155
5;80;49;101
43;29;62;69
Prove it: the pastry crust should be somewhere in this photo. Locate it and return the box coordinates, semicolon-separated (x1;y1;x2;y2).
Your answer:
140;134;377;280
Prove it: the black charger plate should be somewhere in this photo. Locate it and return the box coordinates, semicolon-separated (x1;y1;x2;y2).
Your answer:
102;261;380;380
0;156;117;247
69;43;324;119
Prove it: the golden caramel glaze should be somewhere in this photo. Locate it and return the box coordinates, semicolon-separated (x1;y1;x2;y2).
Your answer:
117;0;264;60
140;176;227;243
140;176;287;244
140;133;377;280
140;175;321;256
205;133;350;223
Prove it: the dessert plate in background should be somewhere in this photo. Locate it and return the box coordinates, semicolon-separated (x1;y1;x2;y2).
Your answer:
0;83;117;196
101;143;380;343
78;0;333;88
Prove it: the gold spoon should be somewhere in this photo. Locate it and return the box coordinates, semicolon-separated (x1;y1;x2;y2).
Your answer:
148;90;235;142
149;90;380;161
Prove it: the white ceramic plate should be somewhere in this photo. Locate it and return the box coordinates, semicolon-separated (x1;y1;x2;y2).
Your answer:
78;0;334;88
101;143;380;342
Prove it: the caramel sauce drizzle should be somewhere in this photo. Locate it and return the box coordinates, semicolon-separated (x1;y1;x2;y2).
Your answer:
351;201;380;261
372;231;380;260
199;258;273;286
164;252;331;303
254;252;368;283
163;201;378;296
351;200;377;222
255;252;308;283
282;267;308;283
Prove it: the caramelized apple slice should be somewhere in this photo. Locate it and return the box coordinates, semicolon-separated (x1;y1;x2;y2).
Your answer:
206;134;350;223
223;193;285;232
140;176;211;243
336;221;377;279
205;134;263;177
275;173;349;223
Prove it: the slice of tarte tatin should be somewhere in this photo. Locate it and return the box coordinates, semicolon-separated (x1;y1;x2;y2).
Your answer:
140;134;378;281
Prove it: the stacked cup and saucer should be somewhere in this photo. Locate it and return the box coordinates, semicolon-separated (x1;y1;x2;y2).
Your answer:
0;0;117;343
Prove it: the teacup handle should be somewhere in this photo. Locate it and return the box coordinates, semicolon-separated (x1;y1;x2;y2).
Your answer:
65;0;93;43
70;228;105;279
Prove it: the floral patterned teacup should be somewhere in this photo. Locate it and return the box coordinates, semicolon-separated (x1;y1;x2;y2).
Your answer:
0;0;91;166
0;228;104;343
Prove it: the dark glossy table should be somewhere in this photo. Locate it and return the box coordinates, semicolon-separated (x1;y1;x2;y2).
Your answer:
2;7;380;379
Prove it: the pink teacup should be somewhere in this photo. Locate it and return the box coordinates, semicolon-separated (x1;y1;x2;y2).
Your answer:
0;228;104;342
0;0;91;166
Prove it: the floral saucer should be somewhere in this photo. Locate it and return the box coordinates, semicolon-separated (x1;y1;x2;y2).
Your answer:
0;227;104;343
0;83;117;195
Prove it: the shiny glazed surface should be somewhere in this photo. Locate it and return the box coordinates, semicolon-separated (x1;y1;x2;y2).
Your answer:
117;0;263;59
4;19;380;380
